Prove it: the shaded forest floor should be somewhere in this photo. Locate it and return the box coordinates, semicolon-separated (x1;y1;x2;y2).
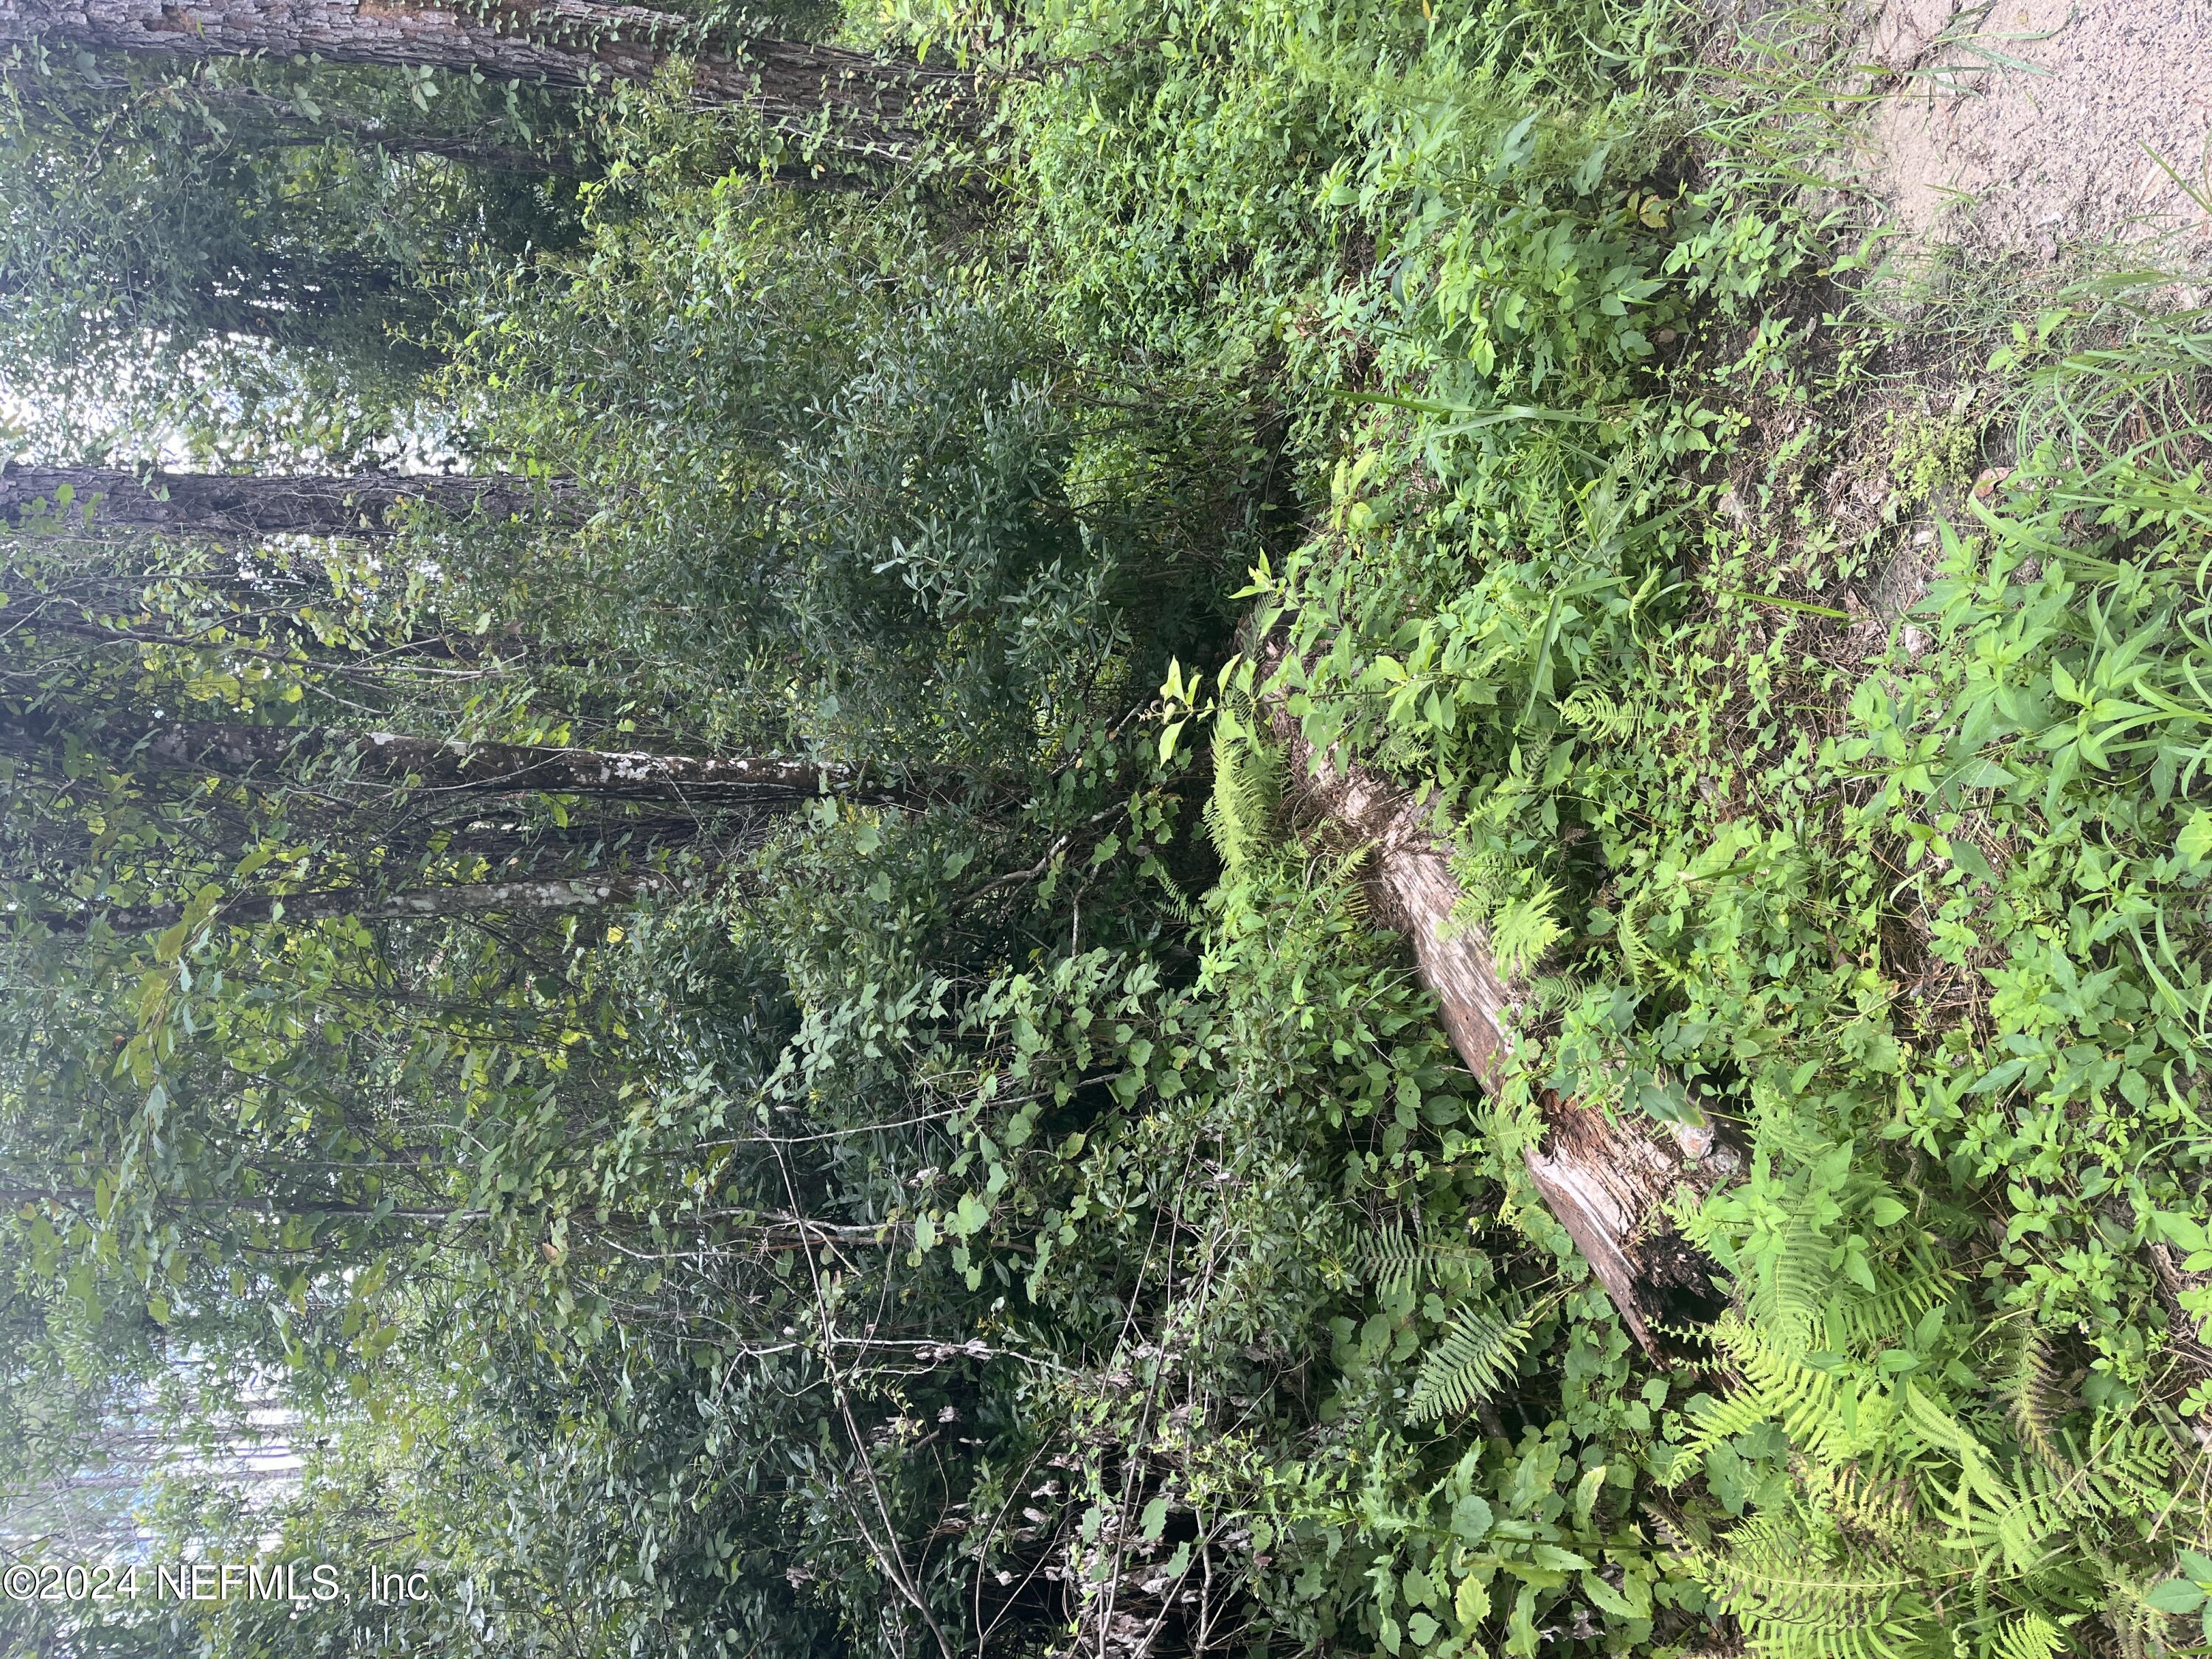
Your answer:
7;0;2212;1655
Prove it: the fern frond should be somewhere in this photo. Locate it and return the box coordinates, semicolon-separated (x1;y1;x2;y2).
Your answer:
1360;1216;1428;1302
2007;1327;2071;1471
1980;1476;2070;1578
1743;1212;1835;1357
1694;1316;1886;1461
1989;1611;2062;1659
1517;973;1581;1020
1406;1293;1557;1423
1802;1461;1920;1552
1674;1511;1921;1632
1356;1215;1487;1301
1892;1383;2077;1576
2073;1414;2178;1516
1828;1249;1961;1357
1739;1621;1924;1659
1310;844;1371;922
1205;723;1284;870
1446;845;1514;928
2107;1582;2156;1659
1559;686;1646;743
1490;880;1565;978
1615;888;1655;986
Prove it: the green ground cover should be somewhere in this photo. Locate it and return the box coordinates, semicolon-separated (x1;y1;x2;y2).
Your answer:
4;0;2211;1655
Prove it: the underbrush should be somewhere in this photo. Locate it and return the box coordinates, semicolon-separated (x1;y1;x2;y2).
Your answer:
16;3;2211;1656
943;0;2212;1652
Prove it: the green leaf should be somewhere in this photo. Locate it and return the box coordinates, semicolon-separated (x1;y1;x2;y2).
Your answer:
1945;836;1997;884
1715;585;1850;619
1572;1463;1605;1528
1454;1573;1490;1625
2153;1211;2209;1253
1580;1572;1635;1618
1450;1495;1494;1541
2145;1579;2208;1614
1139;1496;1169;1541
2179;809;2212;868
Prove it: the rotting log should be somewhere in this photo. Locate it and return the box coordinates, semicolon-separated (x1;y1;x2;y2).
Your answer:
1256;641;1736;1361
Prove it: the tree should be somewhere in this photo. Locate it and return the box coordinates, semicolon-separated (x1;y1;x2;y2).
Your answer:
191;82;875;187
192;83;594;176
5;714;909;807
0;0;979;161
25;872;680;933
0;463;574;537
0;55;599;420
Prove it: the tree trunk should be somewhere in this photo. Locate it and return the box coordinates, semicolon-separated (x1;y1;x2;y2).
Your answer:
0;463;576;538
201;88;875;187
0;0;977;159
0;714;908;809
1257;644;1736;1361
26;872;674;934
203;86;594;175
116;720;908;806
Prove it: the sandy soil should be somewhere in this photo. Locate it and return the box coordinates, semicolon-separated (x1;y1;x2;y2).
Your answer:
1863;0;2212;261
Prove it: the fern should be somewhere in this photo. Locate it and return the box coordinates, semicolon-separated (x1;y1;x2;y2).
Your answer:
2007;1326;2071;1471
1489;880;1565;978
1516;972;1581;1020
1406;1293;1557;1423
1446;844;1514;931
1666;1511;1924;1652
1356;1214;1486;1301
1690;1315;1885;1461
1360;1214;1422;1300
2075;1414;2178;1514
1615;886;1655;986
1801;1462;1921;1554
1206;720;1284;871
1827;1249;1960;1355
1559;686;1646;742
1990;1612;2063;1659
1741;1211;1834;1356
1682;1224;2205;1655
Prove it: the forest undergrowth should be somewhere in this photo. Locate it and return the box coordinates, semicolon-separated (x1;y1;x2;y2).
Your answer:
2;0;2209;1655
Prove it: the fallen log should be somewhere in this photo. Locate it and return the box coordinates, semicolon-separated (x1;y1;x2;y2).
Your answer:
1256;642;1734;1360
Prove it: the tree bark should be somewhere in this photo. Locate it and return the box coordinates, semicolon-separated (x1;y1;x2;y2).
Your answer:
201;85;594;175
0;463;577;538
198;88;875;187
0;0;977;159
22;872;673;934
118;720;909;806
1257;643;1736;1360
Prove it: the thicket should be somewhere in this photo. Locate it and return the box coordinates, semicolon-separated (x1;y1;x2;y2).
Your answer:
1;0;2209;1657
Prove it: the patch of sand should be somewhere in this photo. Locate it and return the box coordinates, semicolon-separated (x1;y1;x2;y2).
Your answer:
1865;0;2212;260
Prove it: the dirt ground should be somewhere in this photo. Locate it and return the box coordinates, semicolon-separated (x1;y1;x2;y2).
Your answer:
1863;0;2212;261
